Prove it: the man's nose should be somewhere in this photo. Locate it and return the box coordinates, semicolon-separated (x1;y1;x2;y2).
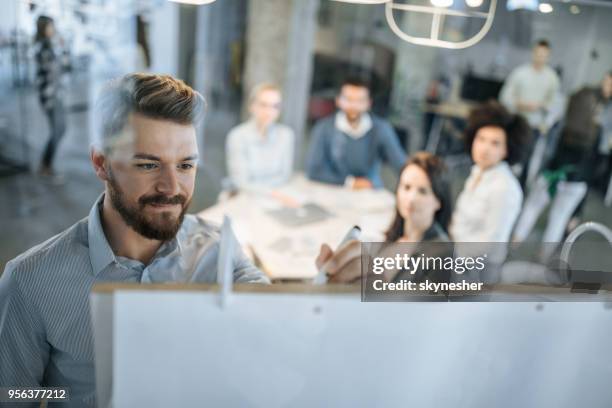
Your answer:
155;165;180;196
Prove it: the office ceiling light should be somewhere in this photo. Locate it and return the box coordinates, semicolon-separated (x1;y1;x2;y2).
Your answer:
538;2;553;12
506;0;538;11
168;0;216;5
570;4;580;13
332;0;389;3
431;0;453;7
385;0;497;49
466;0;484;6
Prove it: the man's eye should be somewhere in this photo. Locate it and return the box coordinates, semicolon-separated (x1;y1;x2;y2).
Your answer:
179;163;195;170
135;163;157;170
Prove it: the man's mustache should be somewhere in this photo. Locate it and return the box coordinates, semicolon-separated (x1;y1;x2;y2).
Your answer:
139;194;187;206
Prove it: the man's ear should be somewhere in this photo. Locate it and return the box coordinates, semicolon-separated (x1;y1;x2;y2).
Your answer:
90;149;109;182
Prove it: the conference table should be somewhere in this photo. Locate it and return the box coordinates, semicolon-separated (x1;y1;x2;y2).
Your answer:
198;174;395;280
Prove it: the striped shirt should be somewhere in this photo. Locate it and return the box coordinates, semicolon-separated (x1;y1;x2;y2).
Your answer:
0;195;268;407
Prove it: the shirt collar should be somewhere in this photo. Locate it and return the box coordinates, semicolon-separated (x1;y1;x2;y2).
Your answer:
87;194;184;276
335;111;372;139
88;194;117;276
246;120;276;142
470;161;510;179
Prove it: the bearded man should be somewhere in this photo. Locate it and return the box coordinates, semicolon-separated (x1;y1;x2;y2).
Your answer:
0;73;268;407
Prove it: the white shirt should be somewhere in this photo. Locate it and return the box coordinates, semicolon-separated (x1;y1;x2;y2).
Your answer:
450;161;523;243
500;63;560;128
226;120;295;191
335;111;372;139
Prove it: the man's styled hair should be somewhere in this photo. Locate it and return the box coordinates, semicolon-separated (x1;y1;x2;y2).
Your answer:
35;15;54;43
248;82;281;105
535;39;551;49
338;77;371;94
464;100;530;165
94;73;205;152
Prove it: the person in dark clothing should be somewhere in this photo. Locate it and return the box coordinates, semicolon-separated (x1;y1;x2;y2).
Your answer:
34;15;68;176
306;78;406;189
548;71;612;223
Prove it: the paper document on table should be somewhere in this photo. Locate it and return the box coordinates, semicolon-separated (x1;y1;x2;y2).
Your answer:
266;203;333;227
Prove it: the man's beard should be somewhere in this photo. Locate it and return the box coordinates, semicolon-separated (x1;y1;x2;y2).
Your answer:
345;112;362;124
107;173;191;241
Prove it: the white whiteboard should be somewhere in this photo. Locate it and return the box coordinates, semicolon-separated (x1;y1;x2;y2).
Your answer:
91;288;612;408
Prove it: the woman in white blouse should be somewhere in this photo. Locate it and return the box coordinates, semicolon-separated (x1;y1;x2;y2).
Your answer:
450;101;530;245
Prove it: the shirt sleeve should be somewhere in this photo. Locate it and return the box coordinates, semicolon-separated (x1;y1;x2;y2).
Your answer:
306;120;345;185
225;128;251;190
543;71;561;110
227;226;270;284
0;261;50;388
500;69;520;112
377;121;407;173
278;127;295;185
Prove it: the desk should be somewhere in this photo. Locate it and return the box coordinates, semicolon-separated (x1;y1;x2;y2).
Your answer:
198;174;395;280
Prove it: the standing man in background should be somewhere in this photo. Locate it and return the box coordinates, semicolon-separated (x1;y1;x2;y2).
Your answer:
306;78;406;189
500;39;560;131
500;39;560;187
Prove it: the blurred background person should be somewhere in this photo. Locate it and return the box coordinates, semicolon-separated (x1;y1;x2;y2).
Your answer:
500;39;560;188
513;70;612;247
225;83;295;192
450;101;529;244
34;15;69;177
594;71;612;199
306;78;406;189
316;152;452;284
552;70;612;191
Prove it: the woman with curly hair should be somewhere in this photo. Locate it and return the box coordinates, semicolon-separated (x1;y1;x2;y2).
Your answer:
450;101;530;245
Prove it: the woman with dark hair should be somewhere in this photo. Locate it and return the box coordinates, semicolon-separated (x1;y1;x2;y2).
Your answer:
315;151;453;284
34;15;68;176
385;151;452;243
450;100;529;245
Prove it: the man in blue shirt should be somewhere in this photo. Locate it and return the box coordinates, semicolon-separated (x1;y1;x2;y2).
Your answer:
306;78;406;189
0;73;268;407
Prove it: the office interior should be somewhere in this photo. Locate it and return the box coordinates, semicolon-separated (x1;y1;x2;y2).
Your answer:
1;0;612;406
1;0;611;271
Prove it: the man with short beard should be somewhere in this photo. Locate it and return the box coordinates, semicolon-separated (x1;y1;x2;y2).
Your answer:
306;77;406;189
0;73;268;407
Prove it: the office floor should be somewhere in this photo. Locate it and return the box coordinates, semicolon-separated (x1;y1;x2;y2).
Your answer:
1;81;611;271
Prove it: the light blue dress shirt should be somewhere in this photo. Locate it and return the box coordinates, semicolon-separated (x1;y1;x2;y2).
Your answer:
0;195;268;407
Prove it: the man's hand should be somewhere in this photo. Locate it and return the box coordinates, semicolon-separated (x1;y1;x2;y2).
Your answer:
315;240;362;283
352;177;373;190
517;101;542;113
